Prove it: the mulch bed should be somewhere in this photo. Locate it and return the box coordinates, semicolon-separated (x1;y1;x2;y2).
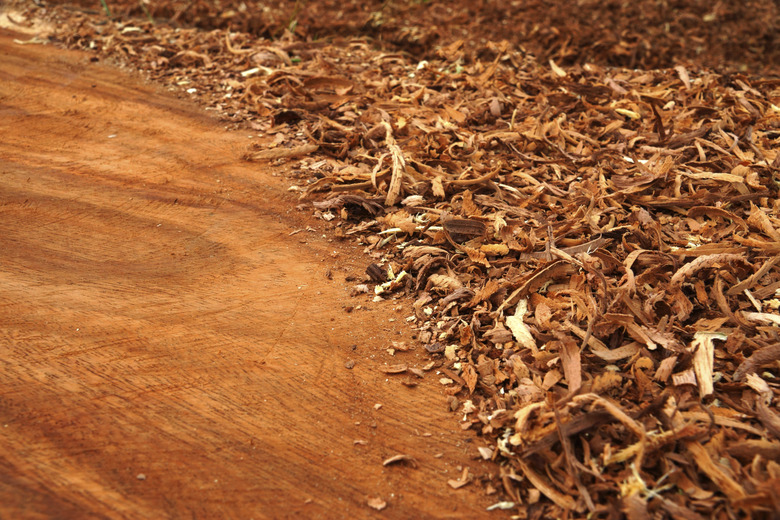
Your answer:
9;1;779;517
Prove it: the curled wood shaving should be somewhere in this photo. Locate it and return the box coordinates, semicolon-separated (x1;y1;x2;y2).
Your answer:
669;254;746;289
442;218;487;238
567;321;640;361
575;394;646;439
382;454;418;468
681;411;765;437
447;467;472;489
733;343;780;381
745;373;772;398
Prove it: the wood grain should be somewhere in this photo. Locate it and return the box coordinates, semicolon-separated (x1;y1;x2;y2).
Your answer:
0;29;495;519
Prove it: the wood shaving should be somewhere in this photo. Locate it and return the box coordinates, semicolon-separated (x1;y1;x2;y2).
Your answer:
33;0;780;515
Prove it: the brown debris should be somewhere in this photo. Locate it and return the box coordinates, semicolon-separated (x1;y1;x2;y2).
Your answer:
727;439;780;461
366;497;387;511
516;459;577;511
685;441;746;502
244;143;318;161
379;364;408;375
382;454;417;469
734;343;780;381
27;0;780;517
447;467;472;490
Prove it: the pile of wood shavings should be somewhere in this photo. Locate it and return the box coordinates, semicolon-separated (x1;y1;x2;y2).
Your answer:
19;1;780;517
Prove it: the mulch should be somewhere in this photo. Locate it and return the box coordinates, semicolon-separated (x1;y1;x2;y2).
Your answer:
9;0;780;517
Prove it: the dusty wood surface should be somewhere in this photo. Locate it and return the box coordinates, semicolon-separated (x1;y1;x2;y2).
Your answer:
0;29;497;519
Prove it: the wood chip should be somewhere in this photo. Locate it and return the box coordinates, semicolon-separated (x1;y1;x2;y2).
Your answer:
367;497;387;511
447;467;472;489
380;364;408;374
382;454;417;468
244;144;318;161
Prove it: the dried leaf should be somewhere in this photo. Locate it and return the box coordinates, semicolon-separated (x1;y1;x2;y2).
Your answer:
425;273;462;293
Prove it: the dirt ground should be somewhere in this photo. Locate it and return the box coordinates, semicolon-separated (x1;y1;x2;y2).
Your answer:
0;28;499;519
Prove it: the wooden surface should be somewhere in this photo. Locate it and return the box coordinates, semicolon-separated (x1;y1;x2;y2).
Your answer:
0;28;498;519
